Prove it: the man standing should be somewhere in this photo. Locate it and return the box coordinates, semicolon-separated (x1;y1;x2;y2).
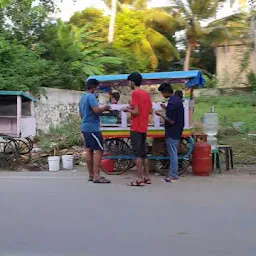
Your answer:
155;83;184;182
124;72;152;186
79;79;111;184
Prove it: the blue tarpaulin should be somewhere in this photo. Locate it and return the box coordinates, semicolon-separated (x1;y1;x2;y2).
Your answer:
87;70;205;88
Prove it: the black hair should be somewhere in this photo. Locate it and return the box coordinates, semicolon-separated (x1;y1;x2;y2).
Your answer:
111;92;120;101
158;83;174;94
127;72;143;86
86;79;99;90
175;90;183;100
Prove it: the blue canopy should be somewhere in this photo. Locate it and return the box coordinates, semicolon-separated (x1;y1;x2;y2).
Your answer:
87;70;205;88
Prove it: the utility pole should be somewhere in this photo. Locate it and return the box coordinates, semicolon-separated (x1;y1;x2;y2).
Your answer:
108;0;117;44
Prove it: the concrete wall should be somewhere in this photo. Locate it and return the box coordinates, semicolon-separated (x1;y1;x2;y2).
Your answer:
35;88;83;133
216;39;254;88
35;87;221;133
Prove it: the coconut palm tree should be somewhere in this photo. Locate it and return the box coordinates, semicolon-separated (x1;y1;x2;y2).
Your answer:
104;0;179;69
108;0;117;43
171;0;249;70
106;0;148;43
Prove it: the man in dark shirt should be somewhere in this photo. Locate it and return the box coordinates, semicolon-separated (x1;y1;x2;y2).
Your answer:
155;83;184;182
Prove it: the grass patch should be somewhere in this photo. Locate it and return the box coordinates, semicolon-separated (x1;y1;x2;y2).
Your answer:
194;95;256;133
194;94;256;164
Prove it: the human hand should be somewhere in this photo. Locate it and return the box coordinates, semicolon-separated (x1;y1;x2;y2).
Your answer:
122;107;129;113
104;105;111;111
160;103;167;109
155;111;161;116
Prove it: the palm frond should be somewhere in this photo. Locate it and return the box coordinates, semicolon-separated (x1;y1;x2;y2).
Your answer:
188;0;225;20
133;39;158;70
145;9;177;34
146;28;180;61
171;0;192;18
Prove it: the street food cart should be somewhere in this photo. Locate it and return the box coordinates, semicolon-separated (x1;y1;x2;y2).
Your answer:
0;91;36;169
87;70;205;175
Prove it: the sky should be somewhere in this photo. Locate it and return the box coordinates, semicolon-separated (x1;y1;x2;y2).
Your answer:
57;0;241;21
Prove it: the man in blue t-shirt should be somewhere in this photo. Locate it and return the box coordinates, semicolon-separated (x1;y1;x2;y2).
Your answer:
79;79;111;184
155;83;184;182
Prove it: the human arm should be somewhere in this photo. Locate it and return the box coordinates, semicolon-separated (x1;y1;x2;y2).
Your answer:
123;91;139;116
88;94;110;114
155;111;175;125
92;105;110;114
123;105;139;116
160;103;167;109
155;101;176;125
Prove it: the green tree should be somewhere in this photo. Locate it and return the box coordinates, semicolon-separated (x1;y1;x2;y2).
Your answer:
103;0;179;69
69;8;109;40
171;0;249;70
0;0;59;45
40;21;121;90
0;36;51;96
111;8;179;70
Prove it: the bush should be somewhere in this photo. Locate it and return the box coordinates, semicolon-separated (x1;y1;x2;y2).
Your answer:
39;115;83;150
203;75;218;88
247;71;256;91
249;92;256;107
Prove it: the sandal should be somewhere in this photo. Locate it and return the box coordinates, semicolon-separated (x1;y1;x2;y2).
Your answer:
163;177;171;183
93;177;111;184
144;178;151;185
128;180;144;187
88;177;93;182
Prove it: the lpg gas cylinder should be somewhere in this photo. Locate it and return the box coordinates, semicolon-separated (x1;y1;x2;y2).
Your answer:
192;134;212;176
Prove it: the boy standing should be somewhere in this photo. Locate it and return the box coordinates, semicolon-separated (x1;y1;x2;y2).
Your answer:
124;72;152;186
79;79;111;184
155;83;184;182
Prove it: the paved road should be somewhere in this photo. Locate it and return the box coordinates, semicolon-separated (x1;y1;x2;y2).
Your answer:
0;171;256;256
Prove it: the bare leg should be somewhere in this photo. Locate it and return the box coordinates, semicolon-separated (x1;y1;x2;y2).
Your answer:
93;150;103;179
85;149;93;179
143;159;150;179
136;157;143;181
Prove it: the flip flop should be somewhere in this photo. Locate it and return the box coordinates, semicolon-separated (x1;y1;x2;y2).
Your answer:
93;177;111;184
163;177;171;183
128;180;144;187
144;178;151;184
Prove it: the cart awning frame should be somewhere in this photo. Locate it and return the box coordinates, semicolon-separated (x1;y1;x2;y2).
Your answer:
87;70;205;88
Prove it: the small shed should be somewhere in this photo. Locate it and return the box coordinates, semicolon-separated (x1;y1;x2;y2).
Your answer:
0;91;36;137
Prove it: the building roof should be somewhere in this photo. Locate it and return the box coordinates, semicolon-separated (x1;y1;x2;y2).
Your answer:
0;91;36;102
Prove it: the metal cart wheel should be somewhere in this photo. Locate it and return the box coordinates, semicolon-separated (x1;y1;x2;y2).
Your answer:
3;140;21;170
15;139;31;155
25;137;34;152
155;137;194;176
102;138;134;175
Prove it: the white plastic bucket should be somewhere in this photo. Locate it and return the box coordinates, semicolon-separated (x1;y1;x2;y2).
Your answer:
62;155;74;170
48;156;60;172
